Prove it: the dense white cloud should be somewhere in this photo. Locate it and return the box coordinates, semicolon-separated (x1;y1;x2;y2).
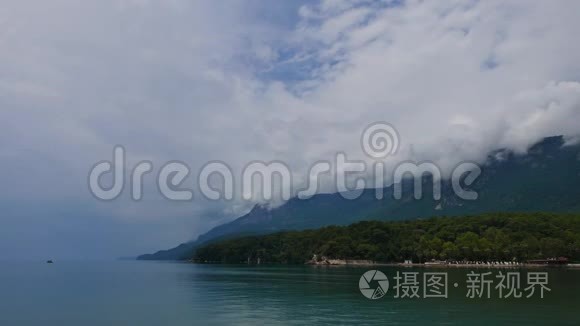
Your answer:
0;0;579;258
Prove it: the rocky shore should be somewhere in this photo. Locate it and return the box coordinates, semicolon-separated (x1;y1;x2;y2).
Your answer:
306;255;376;265
305;255;578;268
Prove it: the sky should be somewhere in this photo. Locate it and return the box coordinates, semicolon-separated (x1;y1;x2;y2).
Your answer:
1;0;580;260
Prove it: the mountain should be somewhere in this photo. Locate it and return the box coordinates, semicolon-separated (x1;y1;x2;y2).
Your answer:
138;136;580;260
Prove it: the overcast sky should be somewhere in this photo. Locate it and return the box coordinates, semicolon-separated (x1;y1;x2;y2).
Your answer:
1;0;580;260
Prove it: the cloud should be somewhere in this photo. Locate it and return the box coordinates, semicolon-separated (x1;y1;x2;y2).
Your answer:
0;0;579;258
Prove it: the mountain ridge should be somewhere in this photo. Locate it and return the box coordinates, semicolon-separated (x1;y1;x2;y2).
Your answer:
138;136;580;260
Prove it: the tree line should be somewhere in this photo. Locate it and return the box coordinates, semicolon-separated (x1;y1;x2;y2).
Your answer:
192;213;580;264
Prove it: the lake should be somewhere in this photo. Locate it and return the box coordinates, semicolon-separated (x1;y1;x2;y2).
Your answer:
0;261;578;325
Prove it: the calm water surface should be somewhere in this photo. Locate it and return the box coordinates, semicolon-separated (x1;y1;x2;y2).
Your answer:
0;261;578;325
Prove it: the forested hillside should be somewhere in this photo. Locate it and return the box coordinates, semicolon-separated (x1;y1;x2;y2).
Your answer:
193;213;580;264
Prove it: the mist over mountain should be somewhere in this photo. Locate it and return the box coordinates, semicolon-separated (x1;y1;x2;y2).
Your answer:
139;136;580;260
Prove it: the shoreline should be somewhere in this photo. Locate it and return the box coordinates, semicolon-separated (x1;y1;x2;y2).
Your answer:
189;260;580;268
303;256;578;268
305;263;580;269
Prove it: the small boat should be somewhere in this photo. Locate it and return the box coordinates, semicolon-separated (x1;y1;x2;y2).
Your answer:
46;260;54;264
